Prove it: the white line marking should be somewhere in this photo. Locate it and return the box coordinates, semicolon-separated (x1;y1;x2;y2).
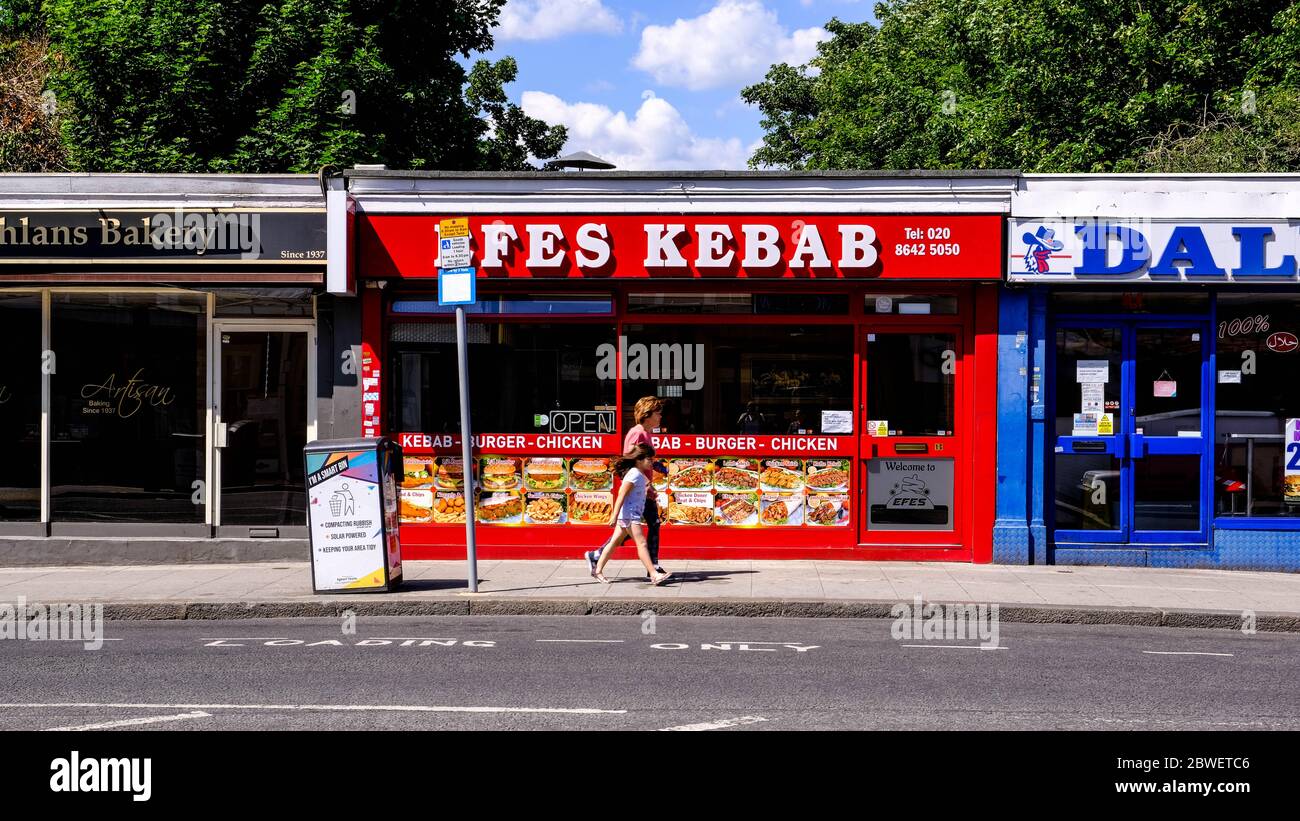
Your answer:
1;702;625;716
1142;650;1234;657
536;639;625;643
369;638;460;641
45;711;211;731
199;638;290;641
715;641;809;645
659;716;768;732
900;644;1008;650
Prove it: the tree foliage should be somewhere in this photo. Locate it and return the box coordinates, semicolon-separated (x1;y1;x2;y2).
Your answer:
2;0;565;172
743;0;1300;172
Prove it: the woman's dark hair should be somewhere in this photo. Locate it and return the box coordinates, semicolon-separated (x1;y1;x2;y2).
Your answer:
617;443;655;474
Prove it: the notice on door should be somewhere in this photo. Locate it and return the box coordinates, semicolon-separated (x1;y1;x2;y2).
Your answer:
1076;360;1109;383
866;458;953;531
306;449;388;591
1080;382;1104;413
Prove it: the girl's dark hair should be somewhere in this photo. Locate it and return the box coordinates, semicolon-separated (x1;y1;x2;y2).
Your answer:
617;443;654;474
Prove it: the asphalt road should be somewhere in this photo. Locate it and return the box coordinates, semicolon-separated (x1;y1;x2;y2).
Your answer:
1;616;1297;731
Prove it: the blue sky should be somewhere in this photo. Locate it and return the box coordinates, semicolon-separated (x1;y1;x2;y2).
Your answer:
482;1;878;170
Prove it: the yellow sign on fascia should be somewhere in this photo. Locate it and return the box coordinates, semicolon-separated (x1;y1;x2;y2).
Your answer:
439;217;469;239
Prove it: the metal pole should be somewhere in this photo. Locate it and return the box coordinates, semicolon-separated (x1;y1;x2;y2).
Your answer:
456;305;478;592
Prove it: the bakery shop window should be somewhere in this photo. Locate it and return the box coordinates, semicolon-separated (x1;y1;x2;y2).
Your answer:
0;293;41;522
50;292;207;523
1214;294;1300;518
389;321;617;434
620;324;853;435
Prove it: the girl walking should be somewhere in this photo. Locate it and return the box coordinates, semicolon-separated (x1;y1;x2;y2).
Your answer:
586;443;672;586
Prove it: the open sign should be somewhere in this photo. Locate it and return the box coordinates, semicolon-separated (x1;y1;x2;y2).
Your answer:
548;410;616;434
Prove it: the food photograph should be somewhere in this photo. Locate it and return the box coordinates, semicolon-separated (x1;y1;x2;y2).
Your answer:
568;491;614;525
759;459;805;492
430;493;467;524
523;457;567;491
479;457;521;492
474;490;524;524
713;458;761;492
401;456;436;488
434;457;468;491
760;493;804;526
668;459;714;492
524;492;567;524
398;488;434;523
715;492;759;526
805;459;851;492
569;457;613;491
805;493;851;527
667;490;714;525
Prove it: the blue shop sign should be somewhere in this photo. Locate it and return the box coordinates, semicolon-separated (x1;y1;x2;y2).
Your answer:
1008;220;1300;283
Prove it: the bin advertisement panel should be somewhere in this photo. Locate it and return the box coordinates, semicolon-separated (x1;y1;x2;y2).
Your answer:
306;447;389;591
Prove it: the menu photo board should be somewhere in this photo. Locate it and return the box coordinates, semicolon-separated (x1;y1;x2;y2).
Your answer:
391;438;854;529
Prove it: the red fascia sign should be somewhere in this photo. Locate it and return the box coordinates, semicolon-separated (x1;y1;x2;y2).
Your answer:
359;215;1002;280
397;432;855;457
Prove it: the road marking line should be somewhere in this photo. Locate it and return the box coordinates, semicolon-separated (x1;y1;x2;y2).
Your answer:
536;639;625;643
199;638;291;641
1142;650;1234;657
659;716;768;732
369;638;460;641
1;702;625;716
900;644;1008;650
45;711;211;731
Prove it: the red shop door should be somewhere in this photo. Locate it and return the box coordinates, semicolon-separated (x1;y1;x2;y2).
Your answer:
858;326;969;549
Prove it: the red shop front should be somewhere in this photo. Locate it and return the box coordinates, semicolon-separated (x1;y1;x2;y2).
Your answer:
355;207;1002;562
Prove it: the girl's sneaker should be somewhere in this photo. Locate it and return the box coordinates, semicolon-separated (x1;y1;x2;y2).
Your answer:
585;550;599;575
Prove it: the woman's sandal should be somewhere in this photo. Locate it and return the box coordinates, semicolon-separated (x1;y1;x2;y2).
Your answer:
593;572;611;584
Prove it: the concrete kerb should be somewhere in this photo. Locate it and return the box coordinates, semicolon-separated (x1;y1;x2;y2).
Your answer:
69;598;1300;631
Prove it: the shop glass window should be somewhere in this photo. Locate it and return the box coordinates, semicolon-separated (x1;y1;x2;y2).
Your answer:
0;293;42;522
620;324;853;435
866;332;957;436
390;295;612;315
863;294;958;315
1214;294;1300;518
50;293;207;523
214;288;314;317
627;293;848;315
1050;291;1210;314
389;322;616;433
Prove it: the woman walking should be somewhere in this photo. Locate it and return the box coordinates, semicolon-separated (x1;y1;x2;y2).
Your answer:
587;443;672;586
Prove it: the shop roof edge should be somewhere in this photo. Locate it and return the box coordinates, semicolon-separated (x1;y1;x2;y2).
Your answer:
341;169;1021;180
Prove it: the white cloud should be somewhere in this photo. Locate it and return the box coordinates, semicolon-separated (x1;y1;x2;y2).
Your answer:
496;0;622;41
632;1;829;90
521;90;750;170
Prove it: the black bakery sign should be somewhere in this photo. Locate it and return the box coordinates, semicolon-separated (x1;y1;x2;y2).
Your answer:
0;209;325;263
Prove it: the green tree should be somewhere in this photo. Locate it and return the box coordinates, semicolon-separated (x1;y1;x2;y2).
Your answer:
26;0;564;172
743;0;1300;172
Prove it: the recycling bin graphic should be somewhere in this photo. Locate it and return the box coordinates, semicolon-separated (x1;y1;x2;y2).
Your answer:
304;437;403;593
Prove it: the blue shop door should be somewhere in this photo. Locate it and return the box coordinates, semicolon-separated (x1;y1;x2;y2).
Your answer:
1051;322;1211;546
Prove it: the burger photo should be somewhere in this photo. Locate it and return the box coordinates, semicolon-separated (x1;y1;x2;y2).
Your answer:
570;458;612;490
524;459;566;490
481;459;519;491
436;459;465;490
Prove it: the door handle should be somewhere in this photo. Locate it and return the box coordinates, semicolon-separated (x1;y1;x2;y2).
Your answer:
1129;433;1145;458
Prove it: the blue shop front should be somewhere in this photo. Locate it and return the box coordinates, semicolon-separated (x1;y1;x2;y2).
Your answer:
995;175;1300;571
